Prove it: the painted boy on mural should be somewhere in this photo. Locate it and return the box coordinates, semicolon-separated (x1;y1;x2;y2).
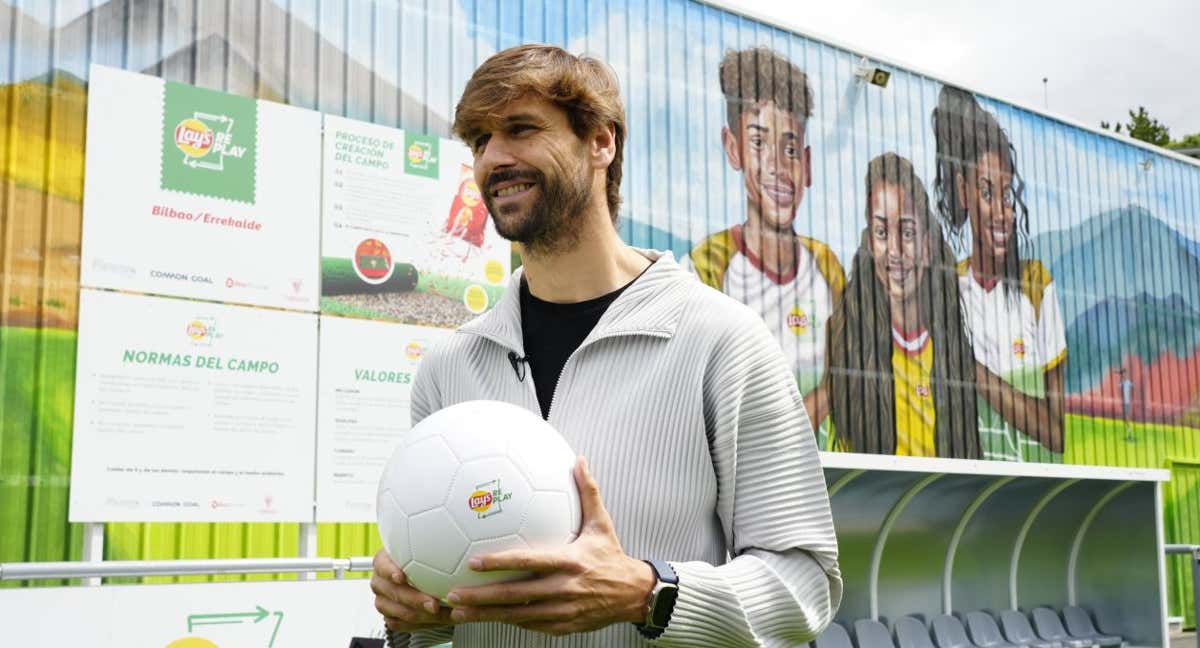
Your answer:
932;86;1067;462
806;153;980;458
685;47;845;402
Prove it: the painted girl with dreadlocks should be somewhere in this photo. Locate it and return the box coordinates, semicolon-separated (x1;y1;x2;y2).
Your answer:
805;153;980;458
932;86;1067;461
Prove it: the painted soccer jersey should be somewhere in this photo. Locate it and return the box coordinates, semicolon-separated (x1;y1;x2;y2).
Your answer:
892;329;937;457
958;259;1068;462
824;330;937;456
686;226;845;395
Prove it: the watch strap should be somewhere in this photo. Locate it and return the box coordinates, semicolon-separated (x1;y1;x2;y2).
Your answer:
645;559;678;585
635;559;679;639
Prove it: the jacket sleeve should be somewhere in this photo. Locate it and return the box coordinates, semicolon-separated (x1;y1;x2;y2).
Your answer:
654;312;842;647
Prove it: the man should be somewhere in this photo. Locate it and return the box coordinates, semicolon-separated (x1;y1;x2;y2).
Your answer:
687;47;845;405
1120;367;1134;442
371;44;840;647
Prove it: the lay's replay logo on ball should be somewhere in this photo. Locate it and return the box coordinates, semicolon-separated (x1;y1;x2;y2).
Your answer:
468;479;512;520
161;80;257;203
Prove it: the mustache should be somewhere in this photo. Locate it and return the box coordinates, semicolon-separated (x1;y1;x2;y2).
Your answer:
484;168;543;194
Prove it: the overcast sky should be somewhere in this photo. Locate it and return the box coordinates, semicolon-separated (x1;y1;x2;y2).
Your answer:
718;0;1200;139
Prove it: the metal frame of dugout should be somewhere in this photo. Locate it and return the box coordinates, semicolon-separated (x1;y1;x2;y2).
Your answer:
819;452;1170;648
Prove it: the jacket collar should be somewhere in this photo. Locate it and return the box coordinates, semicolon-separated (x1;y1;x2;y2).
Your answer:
457;249;692;354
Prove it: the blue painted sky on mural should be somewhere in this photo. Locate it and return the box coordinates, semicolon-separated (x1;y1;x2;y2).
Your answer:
18;0;1198;261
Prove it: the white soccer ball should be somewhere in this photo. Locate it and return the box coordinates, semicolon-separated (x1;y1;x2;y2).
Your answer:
377;400;582;601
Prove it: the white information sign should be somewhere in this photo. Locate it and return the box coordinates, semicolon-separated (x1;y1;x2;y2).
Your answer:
315;316;451;522
0;579;384;648
320;114;510;329
69;289;318;522
80;64;321;310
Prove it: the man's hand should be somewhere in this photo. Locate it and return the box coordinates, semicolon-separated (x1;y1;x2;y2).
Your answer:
371;549;456;634
444;456;657;636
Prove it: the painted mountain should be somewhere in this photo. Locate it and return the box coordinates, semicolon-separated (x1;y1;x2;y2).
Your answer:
1029;206;1200;423
1064;293;1200;423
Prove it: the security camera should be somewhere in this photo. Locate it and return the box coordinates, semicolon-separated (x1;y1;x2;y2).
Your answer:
854;58;891;88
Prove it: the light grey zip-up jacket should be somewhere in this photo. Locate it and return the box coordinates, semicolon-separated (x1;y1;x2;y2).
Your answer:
406;249;841;648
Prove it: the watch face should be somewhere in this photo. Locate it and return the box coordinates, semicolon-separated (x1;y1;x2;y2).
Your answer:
650;585;679;628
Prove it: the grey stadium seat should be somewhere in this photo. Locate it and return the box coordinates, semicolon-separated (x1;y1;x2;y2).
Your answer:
1030;607;1096;648
931;614;979;648
895;616;938;648
965;610;1047;648
999;609;1066;648
1063;606;1124;647
814;622;854;648
855;618;898;648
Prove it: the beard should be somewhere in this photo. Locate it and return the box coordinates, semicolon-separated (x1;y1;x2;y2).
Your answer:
482;160;592;258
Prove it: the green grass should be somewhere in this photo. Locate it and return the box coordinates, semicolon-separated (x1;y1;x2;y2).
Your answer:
1065;413;1200;469
0;326;83;586
416;272;506;306
318;297;393;321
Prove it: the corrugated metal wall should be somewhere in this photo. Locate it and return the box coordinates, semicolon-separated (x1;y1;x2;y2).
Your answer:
2;0;1199;604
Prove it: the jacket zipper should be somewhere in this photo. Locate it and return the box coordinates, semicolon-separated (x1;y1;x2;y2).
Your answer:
459;329;670;423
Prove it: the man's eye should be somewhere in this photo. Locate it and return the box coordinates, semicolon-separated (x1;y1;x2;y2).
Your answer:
784;145;798;158
748;136;764;149
511;124;534;135
473;134;490;152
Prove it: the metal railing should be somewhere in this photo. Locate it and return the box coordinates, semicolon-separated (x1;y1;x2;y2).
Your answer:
1166;544;1200;648
0;556;375;582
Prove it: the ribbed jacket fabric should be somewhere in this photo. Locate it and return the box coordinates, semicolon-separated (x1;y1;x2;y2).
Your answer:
402;250;841;647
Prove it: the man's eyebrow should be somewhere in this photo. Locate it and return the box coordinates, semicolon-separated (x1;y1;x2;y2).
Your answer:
746;124;770;134
500;113;544;125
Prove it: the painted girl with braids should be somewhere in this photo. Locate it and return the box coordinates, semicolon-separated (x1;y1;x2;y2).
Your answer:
932;86;1066;461
805;152;979;458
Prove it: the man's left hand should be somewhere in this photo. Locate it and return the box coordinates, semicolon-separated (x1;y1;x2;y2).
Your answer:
444;456;656;636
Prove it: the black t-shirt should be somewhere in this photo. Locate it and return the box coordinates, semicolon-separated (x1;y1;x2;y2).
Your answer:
519;268;646;419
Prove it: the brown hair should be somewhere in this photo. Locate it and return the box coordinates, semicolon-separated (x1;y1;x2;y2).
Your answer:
453;44;626;224
719;47;812;133
826;153;980;458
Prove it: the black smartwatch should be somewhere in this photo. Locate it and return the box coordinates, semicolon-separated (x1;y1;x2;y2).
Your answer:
635;559;679;639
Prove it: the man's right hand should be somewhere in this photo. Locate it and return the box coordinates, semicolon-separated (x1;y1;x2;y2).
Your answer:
371;549;456;633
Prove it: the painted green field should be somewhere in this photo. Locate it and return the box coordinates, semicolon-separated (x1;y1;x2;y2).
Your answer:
1064;413;1200;469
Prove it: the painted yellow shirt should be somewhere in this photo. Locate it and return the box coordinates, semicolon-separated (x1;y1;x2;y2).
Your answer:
892;337;936;457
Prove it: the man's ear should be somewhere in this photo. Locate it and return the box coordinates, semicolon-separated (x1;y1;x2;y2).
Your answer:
721;126;743;171
590;124;617;170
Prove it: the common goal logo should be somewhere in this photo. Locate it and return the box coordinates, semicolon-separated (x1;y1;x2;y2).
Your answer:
161;80;257;203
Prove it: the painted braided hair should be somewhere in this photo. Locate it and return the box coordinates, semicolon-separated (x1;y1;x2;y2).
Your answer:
932;85;1031;301
826;153;979;458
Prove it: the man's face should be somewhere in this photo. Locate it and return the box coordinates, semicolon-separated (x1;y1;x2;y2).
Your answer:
723;101;811;232
469;96;593;255
868;181;928;307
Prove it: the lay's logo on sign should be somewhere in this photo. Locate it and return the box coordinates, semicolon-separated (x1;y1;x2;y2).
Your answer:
174;118;215;157
185;317;220;346
405;342;423;362
186;320;209;341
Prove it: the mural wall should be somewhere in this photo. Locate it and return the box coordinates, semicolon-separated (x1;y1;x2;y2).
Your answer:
2;0;1198;614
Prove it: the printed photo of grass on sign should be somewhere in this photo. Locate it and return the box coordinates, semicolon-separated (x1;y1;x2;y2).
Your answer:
320;115;509;328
